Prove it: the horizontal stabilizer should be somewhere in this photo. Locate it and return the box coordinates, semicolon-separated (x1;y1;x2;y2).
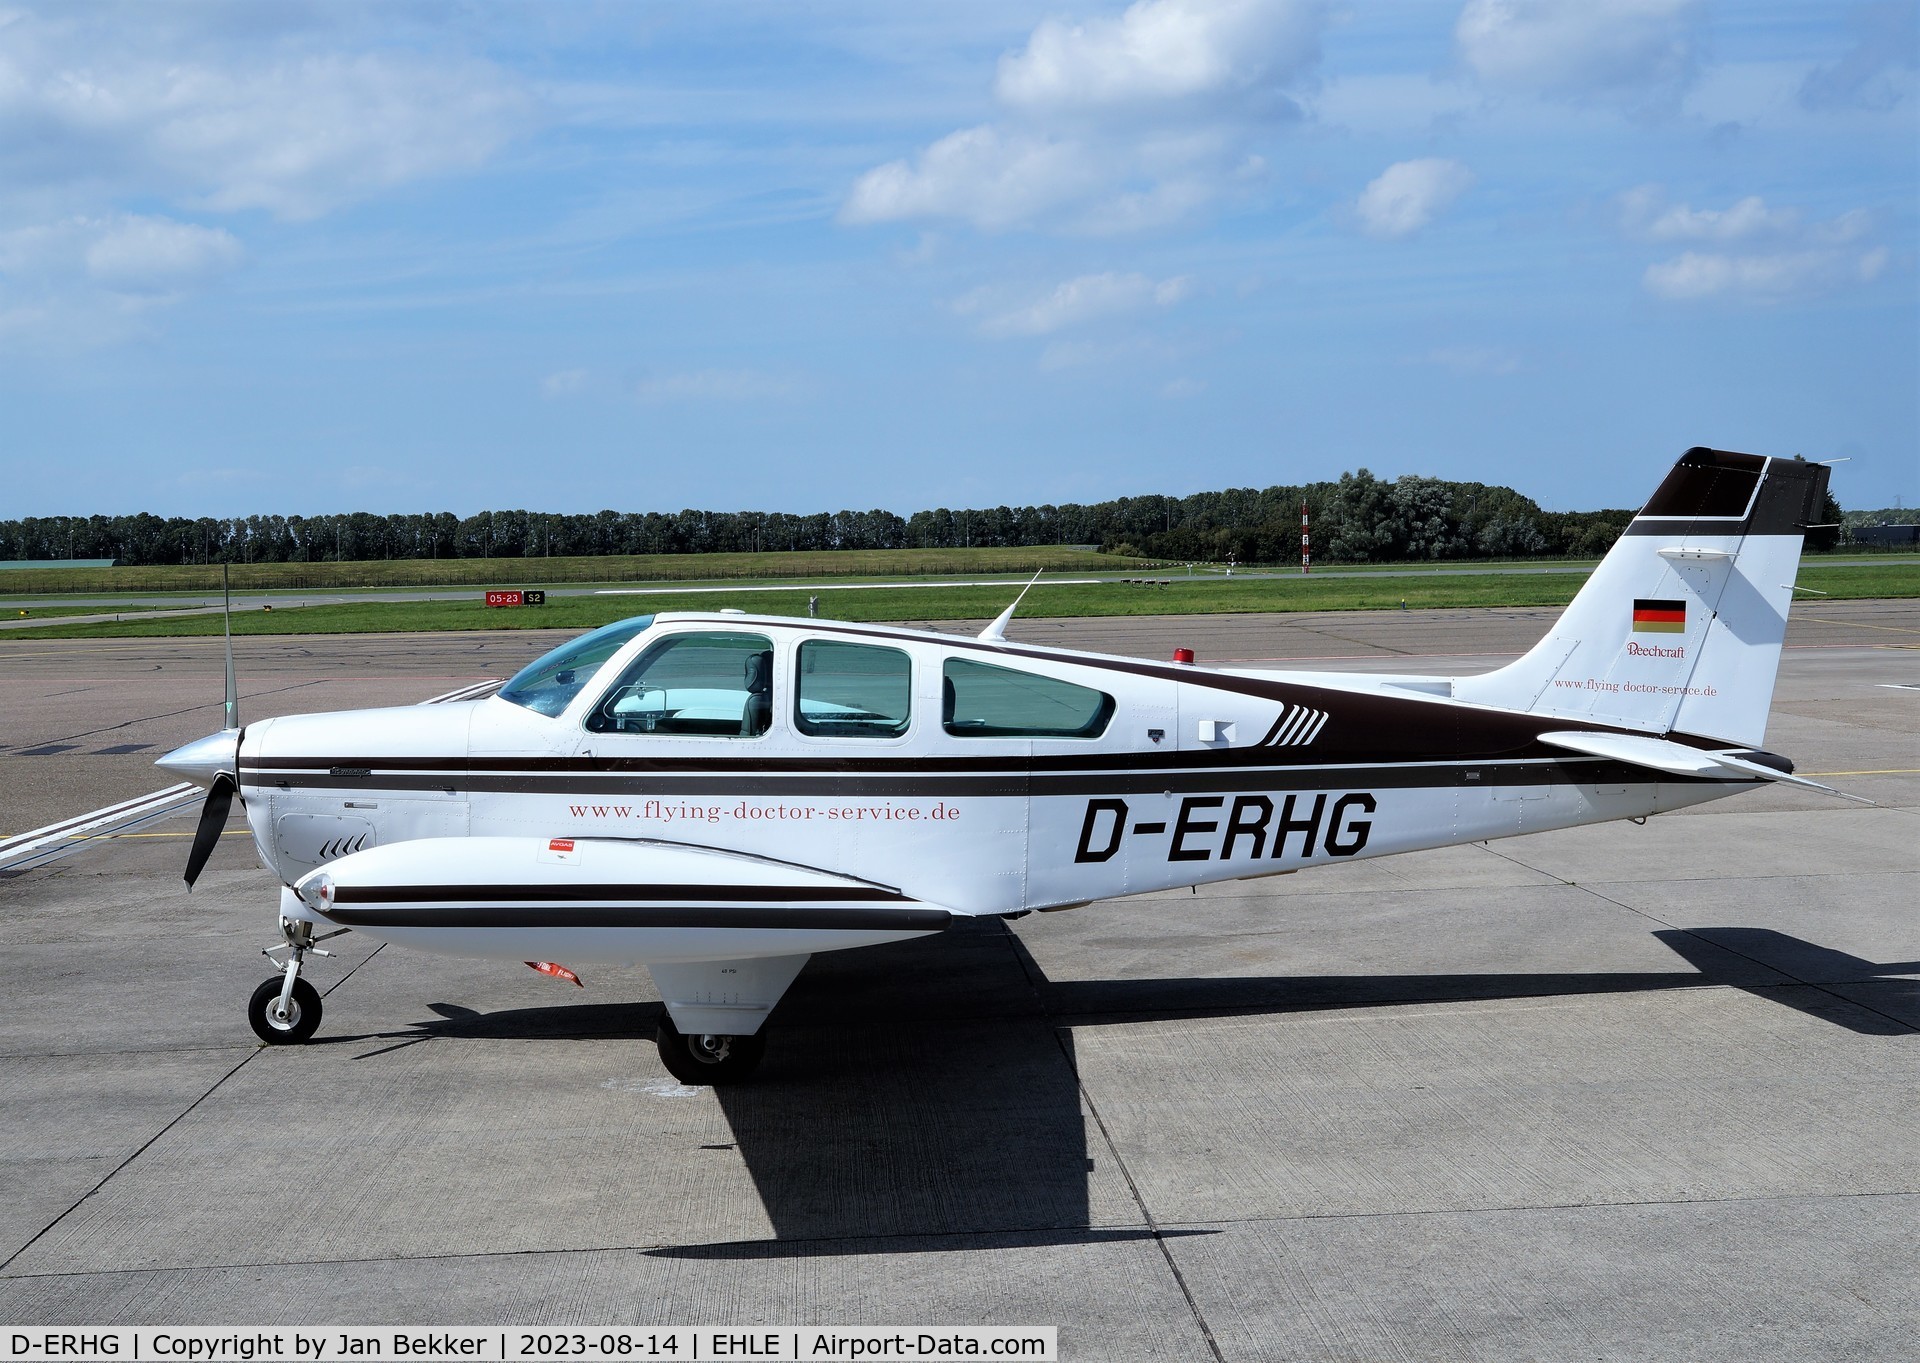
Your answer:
1539;731;1872;803
1539;730;1730;776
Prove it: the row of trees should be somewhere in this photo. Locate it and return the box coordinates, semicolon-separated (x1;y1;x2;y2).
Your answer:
0;469;1689;568
1098;471;1640;563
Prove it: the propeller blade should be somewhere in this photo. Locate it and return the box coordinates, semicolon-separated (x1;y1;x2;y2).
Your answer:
183;775;235;889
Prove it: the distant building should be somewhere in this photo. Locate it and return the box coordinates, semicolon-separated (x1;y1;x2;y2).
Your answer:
1850;525;1920;549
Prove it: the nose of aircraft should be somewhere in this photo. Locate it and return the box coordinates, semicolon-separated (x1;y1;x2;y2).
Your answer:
156;729;240;790
157;729;244;889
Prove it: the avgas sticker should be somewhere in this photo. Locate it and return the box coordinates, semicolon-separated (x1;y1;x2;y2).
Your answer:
538;836;581;866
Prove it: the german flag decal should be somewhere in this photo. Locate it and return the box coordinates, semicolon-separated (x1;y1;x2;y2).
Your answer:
1633;598;1687;633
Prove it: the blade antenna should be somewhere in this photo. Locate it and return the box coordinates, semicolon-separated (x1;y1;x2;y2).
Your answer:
978;569;1043;642
222;563;238;730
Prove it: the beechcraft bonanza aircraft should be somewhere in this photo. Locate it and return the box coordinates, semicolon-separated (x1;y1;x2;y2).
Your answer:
158;447;1848;1083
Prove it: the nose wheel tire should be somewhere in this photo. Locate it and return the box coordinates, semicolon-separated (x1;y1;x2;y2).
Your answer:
248;977;323;1044
655;1014;766;1085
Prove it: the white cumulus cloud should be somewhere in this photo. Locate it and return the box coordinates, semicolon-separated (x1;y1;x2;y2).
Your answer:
0;10;532;221
996;0;1321;115
967;272;1193;337
1623;186;1892;303
1618;185;1798;241
843;0;1325;233
0;211;243;347
1643;247;1889;301
1355;158;1474;239
1644;196;1797;242
0;5;530;348
82;215;244;292
0;213;241;285
842;127;1104;232
1455;0;1702;110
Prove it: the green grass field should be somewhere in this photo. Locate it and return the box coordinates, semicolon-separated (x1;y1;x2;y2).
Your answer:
6;560;1910;640
0;545;1149;596
2;544;1904;601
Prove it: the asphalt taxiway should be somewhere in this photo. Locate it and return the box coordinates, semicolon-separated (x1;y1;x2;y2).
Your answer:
1;603;1915;1360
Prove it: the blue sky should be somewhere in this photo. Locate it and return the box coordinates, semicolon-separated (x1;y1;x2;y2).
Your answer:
2;0;1914;519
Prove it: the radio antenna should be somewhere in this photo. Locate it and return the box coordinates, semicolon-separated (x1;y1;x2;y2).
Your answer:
978;569;1043;643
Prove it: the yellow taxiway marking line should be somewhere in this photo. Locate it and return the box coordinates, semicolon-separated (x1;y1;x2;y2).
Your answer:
27;829;241;843
1803;616;1920;637
1804;768;1920;777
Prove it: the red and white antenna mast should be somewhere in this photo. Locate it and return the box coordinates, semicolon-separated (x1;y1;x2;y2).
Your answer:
1300;499;1311;575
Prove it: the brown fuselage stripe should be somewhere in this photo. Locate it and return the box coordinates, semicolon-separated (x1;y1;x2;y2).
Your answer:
245;758;1737;800
331;882;908;904
316;904;951;932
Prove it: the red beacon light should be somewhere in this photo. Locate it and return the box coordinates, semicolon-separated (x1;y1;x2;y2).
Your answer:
1172;647;1196;665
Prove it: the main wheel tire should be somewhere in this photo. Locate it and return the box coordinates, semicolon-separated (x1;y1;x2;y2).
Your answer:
655;1014;766;1085
248;977;322;1045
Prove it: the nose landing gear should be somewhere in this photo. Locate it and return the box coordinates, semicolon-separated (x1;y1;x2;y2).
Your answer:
248;975;322;1044
248;919;347;1045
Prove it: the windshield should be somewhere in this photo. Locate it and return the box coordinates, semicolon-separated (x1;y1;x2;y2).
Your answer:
497;616;655;717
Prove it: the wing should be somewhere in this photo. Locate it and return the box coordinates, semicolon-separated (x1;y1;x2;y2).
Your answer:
292;836;956;963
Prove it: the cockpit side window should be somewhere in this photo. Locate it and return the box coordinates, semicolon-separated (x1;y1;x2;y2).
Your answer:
586;632;775;737
497;616;655;717
942;657;1114;738
795;640;910;737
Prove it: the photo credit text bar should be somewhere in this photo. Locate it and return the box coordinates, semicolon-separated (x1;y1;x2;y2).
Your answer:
3;1328;1058;1362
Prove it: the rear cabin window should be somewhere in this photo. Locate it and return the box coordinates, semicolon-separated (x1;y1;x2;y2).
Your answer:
942;658;1114;739
586;632;774;737
795;641;911;738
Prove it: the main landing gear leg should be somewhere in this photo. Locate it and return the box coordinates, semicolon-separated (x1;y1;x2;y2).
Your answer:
248;918;345;1045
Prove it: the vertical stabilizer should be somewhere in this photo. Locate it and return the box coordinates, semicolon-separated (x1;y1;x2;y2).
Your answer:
1453;448;1828;747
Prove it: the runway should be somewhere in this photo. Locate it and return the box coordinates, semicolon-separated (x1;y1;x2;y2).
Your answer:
0;604;1915;1359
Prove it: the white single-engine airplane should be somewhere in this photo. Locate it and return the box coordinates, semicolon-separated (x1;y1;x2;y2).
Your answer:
159;447;1844;1083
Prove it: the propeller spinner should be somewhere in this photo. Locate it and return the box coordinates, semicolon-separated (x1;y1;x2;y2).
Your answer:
157;731;240;887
